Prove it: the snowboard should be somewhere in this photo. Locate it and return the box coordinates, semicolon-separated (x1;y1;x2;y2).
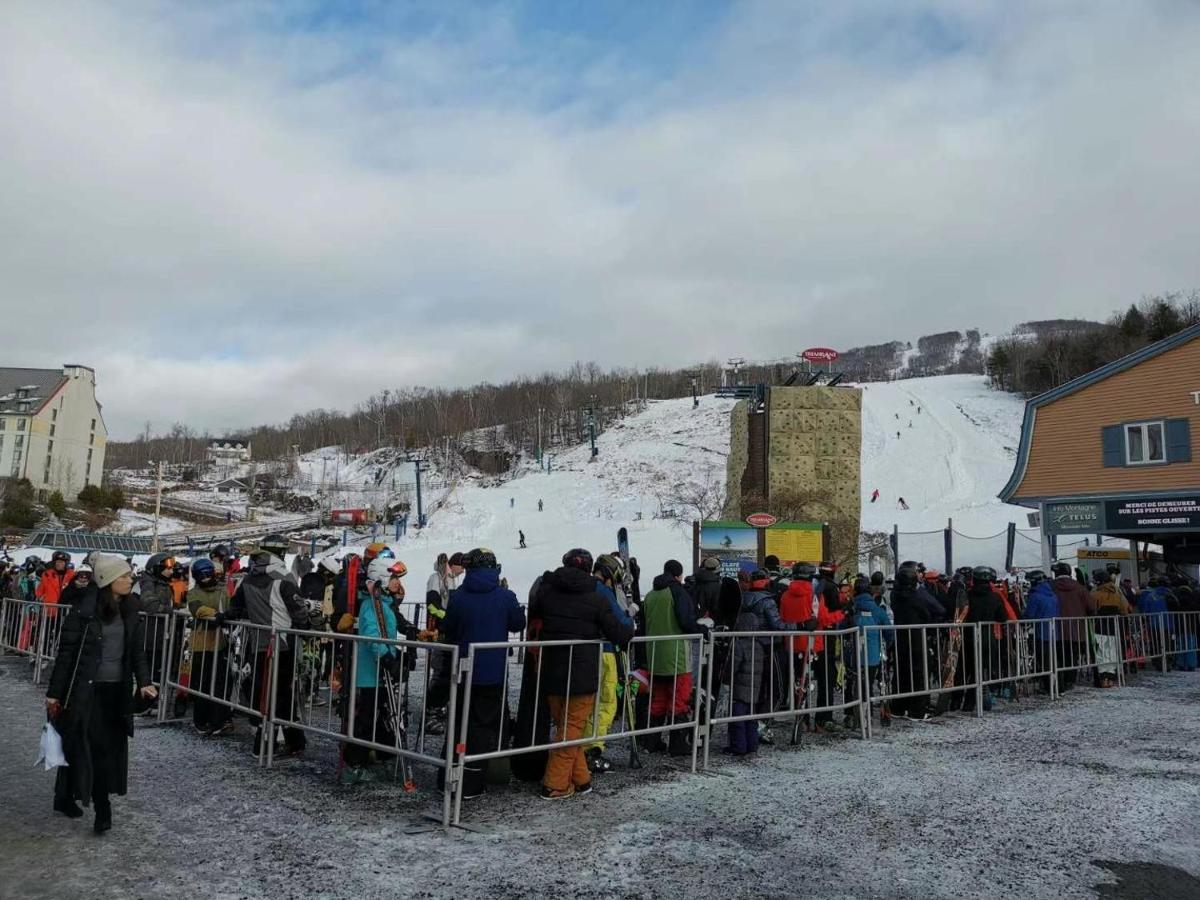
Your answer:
934;604;969;714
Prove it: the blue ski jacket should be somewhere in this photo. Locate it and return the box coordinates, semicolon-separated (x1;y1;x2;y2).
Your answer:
1023;581;1059;642
443;567;526;685
849;592;894;666
355;588;399;689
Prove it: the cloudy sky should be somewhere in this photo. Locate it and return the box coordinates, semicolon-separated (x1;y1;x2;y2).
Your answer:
4;1;1199;439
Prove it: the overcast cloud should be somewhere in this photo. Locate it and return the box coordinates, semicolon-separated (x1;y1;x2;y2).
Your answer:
3;1;1199;438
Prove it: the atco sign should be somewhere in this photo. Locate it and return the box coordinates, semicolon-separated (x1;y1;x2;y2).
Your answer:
802;348;839;364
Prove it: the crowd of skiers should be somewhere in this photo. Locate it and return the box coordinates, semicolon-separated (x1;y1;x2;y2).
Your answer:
12;538;1200;830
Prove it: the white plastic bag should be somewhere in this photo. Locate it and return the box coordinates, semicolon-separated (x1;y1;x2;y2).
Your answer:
36;721;68;771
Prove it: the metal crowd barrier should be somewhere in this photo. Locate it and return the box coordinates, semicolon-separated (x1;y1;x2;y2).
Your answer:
979;619;1060;698
859;622;985;733
1164;611;1199;670
447;633;705;825
5;595;1200;832
702;626;865;769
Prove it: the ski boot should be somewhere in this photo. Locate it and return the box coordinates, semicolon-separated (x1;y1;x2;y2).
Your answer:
586;747;612;773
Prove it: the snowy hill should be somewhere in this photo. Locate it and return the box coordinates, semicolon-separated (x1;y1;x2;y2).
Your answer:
346;396;737;597
859;375;1029;534
336;375;1034;593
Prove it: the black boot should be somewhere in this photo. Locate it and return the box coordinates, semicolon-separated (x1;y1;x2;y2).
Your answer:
644;717;666;753
53;797;83;818
668;726;692;758
93;798;112;835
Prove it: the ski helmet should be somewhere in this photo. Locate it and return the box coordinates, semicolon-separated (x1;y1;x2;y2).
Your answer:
562;548;594;572
210;544;229;560
1091;568;1112;585
1025;569;1046;586
895;566;918;589
463;548;498;570
972;565;997;584
593;553;622;583
146;553;173;577
363;542;389;563
852;575;872;596
791;562;817;580
870;571;885;587
1051;561;1072;578
387;560;408;578
51;550;71;565
318;555;341;576
191;558;216;582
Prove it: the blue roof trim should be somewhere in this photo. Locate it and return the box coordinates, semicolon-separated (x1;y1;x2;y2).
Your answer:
999;322;1200;503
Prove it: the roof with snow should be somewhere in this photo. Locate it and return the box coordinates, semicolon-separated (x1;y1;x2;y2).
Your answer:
998;322;1200;503
0;367;67;414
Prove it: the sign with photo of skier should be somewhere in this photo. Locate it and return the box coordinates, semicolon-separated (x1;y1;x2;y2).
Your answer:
698;520;759;577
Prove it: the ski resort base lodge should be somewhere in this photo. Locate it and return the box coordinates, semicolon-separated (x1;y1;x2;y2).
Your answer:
1000;324;1200;579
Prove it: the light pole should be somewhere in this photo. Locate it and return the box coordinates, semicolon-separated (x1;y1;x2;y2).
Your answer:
587;396;598;459
688;371;701;408
727;357;745;387
408;452;426;527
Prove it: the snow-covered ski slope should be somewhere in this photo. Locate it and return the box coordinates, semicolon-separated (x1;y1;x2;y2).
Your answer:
366;375;1032;591
375;396;738;597
860;375;1031;535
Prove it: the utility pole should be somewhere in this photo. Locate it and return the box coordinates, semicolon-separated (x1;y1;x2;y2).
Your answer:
410;454;426;527
536;406;544;465
688;371;701;408
587;396;598;459
150;460;164;553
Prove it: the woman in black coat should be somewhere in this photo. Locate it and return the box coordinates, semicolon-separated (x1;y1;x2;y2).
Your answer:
45;556;156;834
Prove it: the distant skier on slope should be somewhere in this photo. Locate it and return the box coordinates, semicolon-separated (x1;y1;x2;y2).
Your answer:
870;489;880;503
538;499;544;512
898;497;909;510
519;530;527;549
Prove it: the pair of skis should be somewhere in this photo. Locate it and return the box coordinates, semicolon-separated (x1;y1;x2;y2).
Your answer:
616;527;643;770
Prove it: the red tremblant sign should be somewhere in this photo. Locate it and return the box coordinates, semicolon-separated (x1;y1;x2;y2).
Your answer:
745;512;778;528
802;347;839;364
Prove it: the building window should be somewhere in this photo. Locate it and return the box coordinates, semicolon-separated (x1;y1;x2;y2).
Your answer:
0;435;4;452
51;408;57;421
0;418;5;430
87;448;93;462
1125;421;1166;465
49;424;56;437
47;440;53;452
90;418;96;431
17;418;25;431
14;435;24;449
89;433;94;446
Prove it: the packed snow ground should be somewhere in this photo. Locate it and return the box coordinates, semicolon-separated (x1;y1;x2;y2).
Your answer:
3;657;1197;899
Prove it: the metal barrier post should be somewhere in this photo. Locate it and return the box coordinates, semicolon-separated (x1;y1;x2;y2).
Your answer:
440;646;460;828
973;624;984;718
157;614;175;723
1049;619;1059;700
1160;614;1170;674
692;635;709;773
266;631;281;769
451;651;474;827
31;609;48;685
1115;617;1125;689
702;633;716;770
855;625;867;740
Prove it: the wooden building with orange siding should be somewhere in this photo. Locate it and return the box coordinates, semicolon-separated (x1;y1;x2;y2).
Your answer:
999;323;1200;580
